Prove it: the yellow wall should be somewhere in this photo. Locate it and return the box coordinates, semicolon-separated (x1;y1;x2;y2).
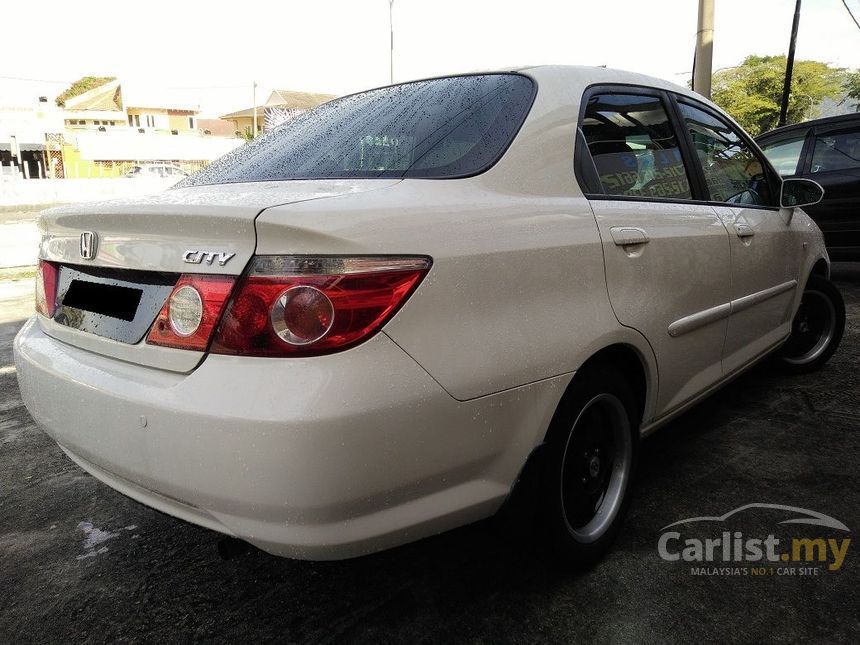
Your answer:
169;113;190;131
127;108;197;132
231;116;262;138
60;143;128;178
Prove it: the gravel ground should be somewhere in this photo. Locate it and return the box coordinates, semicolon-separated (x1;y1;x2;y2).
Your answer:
0;265;858;644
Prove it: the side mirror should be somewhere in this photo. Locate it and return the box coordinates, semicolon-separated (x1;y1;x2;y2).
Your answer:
780;178;824;209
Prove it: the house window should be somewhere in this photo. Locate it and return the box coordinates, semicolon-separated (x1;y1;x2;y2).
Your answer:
188;117;195;129
133;114;140;127
128;115;133;126
94;121;100;126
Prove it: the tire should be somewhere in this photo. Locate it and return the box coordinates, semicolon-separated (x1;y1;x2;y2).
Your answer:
537;364;639;570
777;275;845;374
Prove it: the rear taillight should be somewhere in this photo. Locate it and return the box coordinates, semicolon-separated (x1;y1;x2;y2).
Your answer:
146;274;236;351
35;260;59;318
211;255;431;357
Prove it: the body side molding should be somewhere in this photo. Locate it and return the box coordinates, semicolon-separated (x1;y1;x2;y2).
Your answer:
667;280;798;338
667;303;732;338
730;280;797;315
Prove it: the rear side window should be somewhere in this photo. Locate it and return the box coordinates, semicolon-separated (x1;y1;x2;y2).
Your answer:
760;136;805;176
810;130;860;174
679;103;775;207
580;93;692;200
183;74;534;185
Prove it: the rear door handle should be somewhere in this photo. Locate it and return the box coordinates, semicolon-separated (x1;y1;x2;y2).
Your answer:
735;223;755;238
610;227;650;246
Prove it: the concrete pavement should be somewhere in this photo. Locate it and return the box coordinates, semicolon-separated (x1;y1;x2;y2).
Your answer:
0;212;40;269
0;266;858;643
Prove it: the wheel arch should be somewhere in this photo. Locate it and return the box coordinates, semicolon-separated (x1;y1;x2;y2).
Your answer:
545;338;657;441
498;340;654;530
574;344;651;426
810;257;830;280
793;255;831;313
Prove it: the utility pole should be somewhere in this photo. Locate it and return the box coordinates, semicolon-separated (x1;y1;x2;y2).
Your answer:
389;0;395;84
252;81;258;137
778;0;802;127
693;0;715;98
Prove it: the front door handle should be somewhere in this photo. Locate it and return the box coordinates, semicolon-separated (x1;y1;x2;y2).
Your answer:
735;223;755;238
610;226;650;246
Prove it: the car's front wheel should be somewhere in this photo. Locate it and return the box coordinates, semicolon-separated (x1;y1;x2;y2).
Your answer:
539;364;639;569
777;275;845;374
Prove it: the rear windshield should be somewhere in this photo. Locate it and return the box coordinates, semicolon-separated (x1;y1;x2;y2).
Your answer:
182;74;535;185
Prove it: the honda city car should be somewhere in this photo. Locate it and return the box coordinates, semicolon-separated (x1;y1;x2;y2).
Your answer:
14;66;844;567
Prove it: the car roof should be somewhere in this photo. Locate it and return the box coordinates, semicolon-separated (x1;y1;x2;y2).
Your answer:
517;64;697;98
757;112;860;141
362;64;719;113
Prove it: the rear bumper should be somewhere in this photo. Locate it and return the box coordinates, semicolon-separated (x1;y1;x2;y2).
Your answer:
14;318;567;559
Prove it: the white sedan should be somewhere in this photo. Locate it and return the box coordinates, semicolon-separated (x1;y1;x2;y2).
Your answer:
14;66;844;567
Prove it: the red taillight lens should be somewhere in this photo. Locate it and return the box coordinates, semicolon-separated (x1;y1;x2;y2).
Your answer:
35;260;59;317
146;274;237;351
271;285;335;345
211;256;431;357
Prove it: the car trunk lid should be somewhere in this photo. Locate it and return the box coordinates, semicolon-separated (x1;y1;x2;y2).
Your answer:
36;179;400;372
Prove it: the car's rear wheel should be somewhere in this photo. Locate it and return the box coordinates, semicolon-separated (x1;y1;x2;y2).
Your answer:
777;275;845;374
539;365;639;569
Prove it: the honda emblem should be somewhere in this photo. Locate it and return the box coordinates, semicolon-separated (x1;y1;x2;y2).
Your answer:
80;231;98;260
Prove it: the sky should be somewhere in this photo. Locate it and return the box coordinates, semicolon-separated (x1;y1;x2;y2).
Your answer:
2;0;859;116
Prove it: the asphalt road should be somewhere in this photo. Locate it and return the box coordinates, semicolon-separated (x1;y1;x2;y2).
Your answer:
1;266;858;643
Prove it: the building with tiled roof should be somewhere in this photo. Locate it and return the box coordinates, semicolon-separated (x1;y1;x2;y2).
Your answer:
221;89;337;137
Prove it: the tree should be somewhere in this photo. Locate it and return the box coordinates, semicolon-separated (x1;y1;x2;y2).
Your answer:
846;70;860;108
711;56;844;135
55;76;117;108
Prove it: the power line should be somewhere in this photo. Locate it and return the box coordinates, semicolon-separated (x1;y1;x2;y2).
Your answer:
165;84;250;90
843;0;860;31
0;76;251;90
0;75;73;84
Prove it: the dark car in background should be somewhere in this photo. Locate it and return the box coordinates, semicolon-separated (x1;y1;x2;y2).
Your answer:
758;114;860;260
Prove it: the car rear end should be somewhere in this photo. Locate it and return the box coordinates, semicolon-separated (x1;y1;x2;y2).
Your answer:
14;71;566;559
16;179;451;556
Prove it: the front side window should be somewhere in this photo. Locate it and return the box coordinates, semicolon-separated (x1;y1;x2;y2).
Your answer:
810;130;860;173
183;74;535;185
581;93;692;200
760;136;805;176
679;103;775;206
